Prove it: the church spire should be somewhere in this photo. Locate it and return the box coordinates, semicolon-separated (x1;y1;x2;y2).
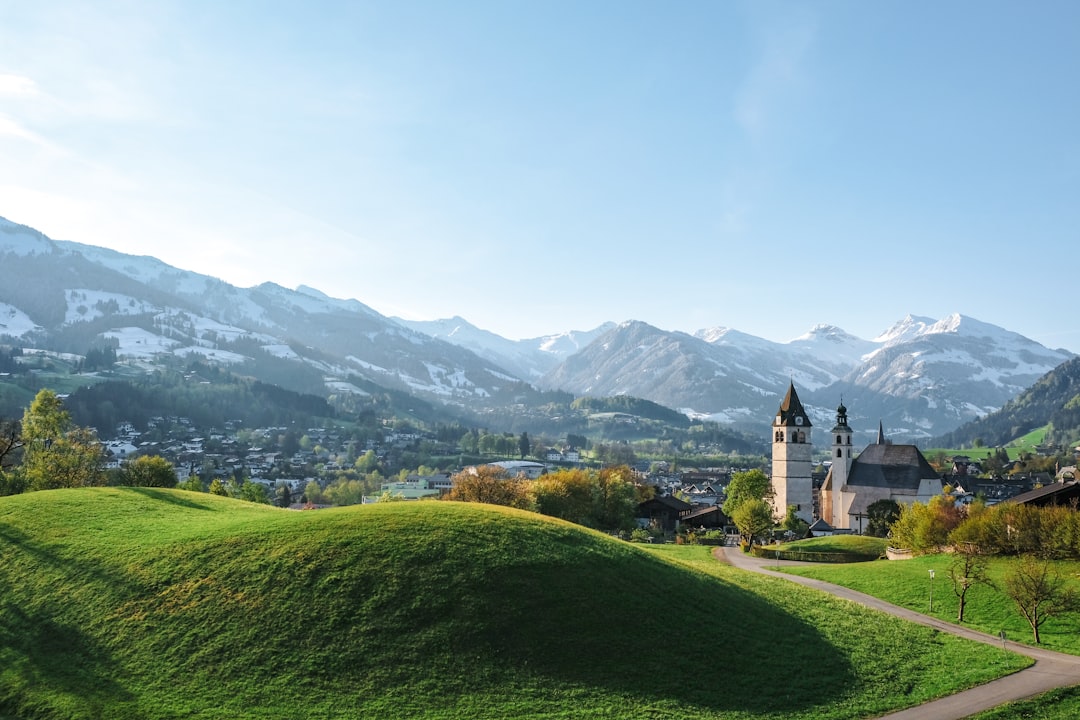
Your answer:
877;420;886;444
774;382;812;428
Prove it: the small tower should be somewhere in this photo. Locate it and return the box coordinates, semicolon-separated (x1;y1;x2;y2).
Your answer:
830;400;854;528
771;382;813;524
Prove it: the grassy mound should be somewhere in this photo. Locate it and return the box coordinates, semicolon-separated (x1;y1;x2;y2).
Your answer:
0;489;1026;719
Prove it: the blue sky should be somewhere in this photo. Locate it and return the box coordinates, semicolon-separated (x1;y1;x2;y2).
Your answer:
1;2;1078;350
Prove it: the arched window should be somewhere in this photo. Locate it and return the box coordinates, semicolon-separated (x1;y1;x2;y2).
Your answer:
836;448;841;458
836;434;842;444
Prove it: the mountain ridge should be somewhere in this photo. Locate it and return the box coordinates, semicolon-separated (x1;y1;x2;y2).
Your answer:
1;214;1073;441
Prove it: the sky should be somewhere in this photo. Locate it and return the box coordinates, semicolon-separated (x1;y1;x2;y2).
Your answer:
1;1;1078;351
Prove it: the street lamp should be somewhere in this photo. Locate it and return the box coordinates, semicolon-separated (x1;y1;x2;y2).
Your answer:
929;569;935;613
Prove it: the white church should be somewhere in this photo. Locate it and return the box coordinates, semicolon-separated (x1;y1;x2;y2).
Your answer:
770;383;944;531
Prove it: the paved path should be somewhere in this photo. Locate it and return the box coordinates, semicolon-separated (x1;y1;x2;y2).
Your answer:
714;546;1080;719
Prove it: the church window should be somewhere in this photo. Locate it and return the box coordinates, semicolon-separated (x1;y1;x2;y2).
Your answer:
836;434;842;444
836;449;842;458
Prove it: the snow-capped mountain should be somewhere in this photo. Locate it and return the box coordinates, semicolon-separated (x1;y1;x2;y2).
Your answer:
1;213;1072;441
538;315;1073;442
395;315;615;380
0;216;525;410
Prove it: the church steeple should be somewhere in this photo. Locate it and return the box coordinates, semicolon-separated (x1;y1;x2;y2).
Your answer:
774;382;812;429
829;399;854;528
771;382;813;524
877;420;886;445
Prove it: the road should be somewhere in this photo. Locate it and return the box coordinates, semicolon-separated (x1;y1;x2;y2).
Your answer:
714;546;1080;720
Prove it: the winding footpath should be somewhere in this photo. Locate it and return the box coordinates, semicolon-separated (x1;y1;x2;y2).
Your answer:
714;546;1080;719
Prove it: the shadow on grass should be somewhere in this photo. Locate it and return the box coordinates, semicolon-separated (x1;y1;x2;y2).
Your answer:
0;596;136;717
468;546;854;714
115;486;221;511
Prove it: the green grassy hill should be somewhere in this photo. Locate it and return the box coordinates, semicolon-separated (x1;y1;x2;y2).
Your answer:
0;489;1026;719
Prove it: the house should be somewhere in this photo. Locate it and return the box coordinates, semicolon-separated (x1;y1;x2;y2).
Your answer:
636;495;693;532
1005;480;1080;508
488;460;547;479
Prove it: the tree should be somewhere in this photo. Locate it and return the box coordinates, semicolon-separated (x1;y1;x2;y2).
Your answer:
588;466;639;532
121;455;178;488
275;480;293;508
20;390;104;491
1004;554;1078;644
518;432;530;459
865;499;902;538
781;505;809;539
444;465;534;511
733;498;775;549
177;475;204;492
0;418;24;496
533;468;594;525
948;542;994;623
722;469;772;518
208;478;228;496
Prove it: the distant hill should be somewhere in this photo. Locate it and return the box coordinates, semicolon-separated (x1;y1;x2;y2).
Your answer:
932;355;1080;450
0;488;1020;718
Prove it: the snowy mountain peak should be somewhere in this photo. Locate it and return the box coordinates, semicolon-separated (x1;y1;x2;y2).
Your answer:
873;314;937;345
0;216;55;256
694;326;731;343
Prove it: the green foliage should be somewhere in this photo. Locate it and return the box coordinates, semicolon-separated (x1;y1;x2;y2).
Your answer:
865;498;901;538
119;455;178;488
721;468;771;518
781;505;809;538
19;389;104;491
732;498;775;547
887;494;963;554
0;489;1029;718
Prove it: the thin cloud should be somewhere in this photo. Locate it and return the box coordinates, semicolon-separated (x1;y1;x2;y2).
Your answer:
0;73;39;97
734;14;817;139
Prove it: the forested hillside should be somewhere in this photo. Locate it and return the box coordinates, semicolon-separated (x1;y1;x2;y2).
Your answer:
932;356;1080;449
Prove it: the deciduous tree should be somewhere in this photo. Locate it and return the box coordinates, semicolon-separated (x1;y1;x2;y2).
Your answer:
444;465;534;511
121;455;178;488
948;542;994;623
722;469;772;518
20;390;104;491
733;498;775;549
1004;554;1078;644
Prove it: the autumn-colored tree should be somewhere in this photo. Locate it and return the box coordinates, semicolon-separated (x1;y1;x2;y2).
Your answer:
444;465;534;511
533;468;594;524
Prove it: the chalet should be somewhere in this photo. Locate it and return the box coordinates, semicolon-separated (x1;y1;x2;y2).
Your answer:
636;495;693;532
1005;480;1080;508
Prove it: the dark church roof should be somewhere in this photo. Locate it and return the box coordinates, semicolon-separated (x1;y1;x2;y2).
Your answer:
774;382;812;428
846;443;941;492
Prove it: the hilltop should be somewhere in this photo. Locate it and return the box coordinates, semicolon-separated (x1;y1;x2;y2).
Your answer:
0;488;1023;718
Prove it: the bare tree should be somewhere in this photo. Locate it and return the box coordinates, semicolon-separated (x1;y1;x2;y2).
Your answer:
1004;554;1078;644
948;542;994;623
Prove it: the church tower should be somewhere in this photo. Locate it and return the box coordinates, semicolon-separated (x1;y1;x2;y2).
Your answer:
771;382;813;524
830;400;854;528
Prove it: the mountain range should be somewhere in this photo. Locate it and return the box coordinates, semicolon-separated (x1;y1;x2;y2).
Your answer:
0;215;1073;443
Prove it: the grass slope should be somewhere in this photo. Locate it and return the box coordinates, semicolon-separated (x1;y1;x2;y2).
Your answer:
778;554;1080;654
0;490;1028;719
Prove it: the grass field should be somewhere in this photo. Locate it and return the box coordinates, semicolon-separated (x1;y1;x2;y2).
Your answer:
778;554;1080;653
921;425;1050;462
779;535;888;556
0;489;1031;719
